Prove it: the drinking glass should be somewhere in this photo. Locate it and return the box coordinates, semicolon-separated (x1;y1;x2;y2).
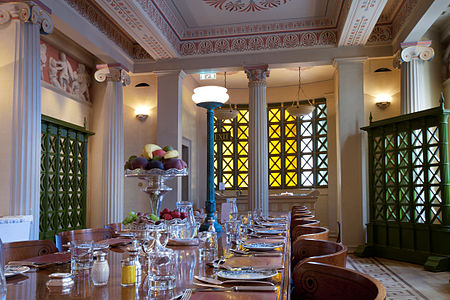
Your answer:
70;240;93;276
176;201;197;239
0;238;6;296
225;220;241;244
198;231;217;262
147;248;176;291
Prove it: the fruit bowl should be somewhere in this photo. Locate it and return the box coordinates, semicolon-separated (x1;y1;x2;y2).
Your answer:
125;168;188;177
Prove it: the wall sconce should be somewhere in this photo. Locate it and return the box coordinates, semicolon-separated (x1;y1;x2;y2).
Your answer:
375;95;392;109
135;106;150;121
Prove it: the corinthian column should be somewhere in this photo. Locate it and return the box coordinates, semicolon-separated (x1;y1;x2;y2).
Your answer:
94;65;130;225
244;65;270;214
399;41;434;114
0;1;53;239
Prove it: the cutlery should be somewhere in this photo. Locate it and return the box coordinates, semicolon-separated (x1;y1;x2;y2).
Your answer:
194;275;275;286
192;286;277;292
230;249;283;256
221;265;284;272
180;289;192;300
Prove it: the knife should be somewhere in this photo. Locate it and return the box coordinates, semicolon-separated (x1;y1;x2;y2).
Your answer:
192;286;277;292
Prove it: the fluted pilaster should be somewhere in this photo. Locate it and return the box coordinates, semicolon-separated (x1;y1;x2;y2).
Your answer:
245;65;270;214
94;65;130;225
398;41;434;114
0;1;53;239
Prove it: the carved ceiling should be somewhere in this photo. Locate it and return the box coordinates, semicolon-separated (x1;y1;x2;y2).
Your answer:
65;0;418;61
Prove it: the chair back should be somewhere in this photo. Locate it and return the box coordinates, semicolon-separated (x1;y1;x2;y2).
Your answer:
293;262;386;300
55;228;115;251
3;240;58;263
291;205;308;211
292;238;347;268
291;219;320;230
292;211;312;218
292;226;329;242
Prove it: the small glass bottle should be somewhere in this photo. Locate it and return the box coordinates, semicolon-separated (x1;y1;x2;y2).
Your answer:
207;218;216;232
127;247;141;284
92;252;109;286
121;258;136;287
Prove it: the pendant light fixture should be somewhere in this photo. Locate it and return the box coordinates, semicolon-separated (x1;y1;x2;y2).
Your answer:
214;72;239;120
286;67;315;117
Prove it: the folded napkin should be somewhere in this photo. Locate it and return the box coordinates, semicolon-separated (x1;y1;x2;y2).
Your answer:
96;237;132;247
191;292;277;300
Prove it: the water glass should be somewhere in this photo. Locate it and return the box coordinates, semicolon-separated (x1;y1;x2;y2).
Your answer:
198;231;217;262
147;248;176;291
225;220;241;244
70;240;93;276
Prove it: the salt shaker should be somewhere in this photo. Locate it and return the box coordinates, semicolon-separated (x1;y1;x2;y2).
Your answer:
92;251;109;286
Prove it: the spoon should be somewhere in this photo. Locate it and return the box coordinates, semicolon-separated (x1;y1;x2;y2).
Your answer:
194;276;275;286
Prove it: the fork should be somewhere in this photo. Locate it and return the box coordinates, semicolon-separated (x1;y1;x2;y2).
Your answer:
180;289;192;300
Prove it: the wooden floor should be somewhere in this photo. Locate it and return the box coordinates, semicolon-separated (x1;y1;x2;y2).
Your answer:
347;254;450;300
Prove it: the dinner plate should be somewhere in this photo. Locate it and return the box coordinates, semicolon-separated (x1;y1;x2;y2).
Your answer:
266;217;287;221
216;269;278;280
5;266;30;277
254;229;285;235
242;242;283;251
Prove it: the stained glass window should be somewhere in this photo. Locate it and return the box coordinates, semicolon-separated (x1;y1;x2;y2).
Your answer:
214;99;328;190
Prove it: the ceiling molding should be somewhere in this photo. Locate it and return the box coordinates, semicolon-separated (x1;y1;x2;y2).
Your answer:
338;0;389;46
135;44;394;74
95;0;179;60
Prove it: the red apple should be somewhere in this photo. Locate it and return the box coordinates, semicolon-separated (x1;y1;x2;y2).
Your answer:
152;149;166;158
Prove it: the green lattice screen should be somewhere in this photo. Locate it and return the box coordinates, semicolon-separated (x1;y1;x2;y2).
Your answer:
361;104;450;267
40;116;93;240
214;99;328;190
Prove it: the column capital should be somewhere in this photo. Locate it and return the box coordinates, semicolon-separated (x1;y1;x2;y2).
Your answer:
94;64;130;86
400;40;434;63
0;1;53;34
244;65;270;85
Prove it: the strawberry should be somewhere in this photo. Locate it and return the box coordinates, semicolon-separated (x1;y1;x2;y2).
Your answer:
163;214;173;220
180;212;187;220
162;208;170;214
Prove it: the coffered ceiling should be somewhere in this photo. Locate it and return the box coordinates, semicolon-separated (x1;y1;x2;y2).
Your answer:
89;0;415;60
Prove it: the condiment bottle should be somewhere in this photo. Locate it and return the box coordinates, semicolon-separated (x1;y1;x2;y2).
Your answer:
127;246;141;284
121;258;136;286
92;252;109;286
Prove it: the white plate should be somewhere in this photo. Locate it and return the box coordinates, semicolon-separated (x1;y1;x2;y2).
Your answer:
242;242;283;251
216;269;277;280
266;217;286;221
5;266;30;277
254;229;284;235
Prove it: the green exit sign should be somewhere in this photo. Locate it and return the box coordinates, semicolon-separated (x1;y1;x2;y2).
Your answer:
215;131;232;141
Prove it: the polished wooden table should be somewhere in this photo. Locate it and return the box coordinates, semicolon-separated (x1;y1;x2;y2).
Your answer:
6;226;291;299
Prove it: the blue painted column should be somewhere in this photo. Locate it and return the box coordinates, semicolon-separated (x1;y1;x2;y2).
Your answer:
197;102;223;232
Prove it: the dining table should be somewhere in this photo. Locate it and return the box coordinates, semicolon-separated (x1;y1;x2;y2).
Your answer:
5;216;291;300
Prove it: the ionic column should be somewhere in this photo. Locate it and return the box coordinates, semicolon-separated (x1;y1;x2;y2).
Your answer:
244;65;270;214
399;41;434;114
94;65;130;225
0;1;53;239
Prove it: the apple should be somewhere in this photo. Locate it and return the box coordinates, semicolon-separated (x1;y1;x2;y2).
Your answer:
163;145;174;152
152;149;166;158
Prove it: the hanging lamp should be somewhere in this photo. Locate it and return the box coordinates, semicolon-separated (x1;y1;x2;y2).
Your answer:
214;72;239;120
286;67;315;117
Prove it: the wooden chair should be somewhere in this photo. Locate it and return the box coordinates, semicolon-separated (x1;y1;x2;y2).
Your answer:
292;226;329;242
55;228;115;251
291;219;320;230
292;210;312;217
292;205;308;211
291;215;316;223
293;262;386;300
291;238;347;269
3;240;58;263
